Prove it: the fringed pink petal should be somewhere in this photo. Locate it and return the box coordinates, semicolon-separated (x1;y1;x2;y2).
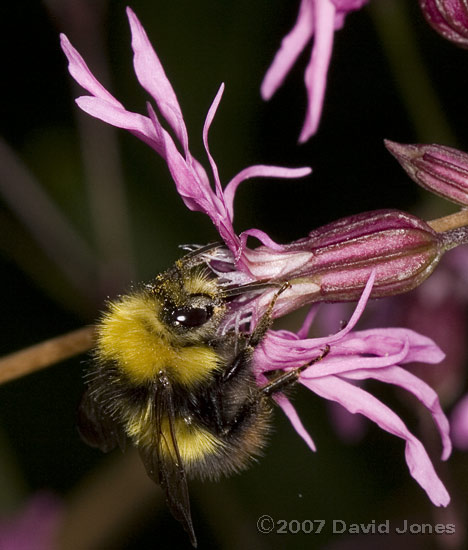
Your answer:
274;394;317;451
127;7;189;152
301;376;450;506
299;0;336;142
261;0;315;100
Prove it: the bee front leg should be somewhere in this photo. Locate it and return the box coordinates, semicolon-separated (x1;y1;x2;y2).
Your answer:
260;345;330;397
214;282;297;436
222;282;292;384
247;282;291;347
216;345;330;437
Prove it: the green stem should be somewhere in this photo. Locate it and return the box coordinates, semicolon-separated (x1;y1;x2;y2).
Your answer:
369;0;455;144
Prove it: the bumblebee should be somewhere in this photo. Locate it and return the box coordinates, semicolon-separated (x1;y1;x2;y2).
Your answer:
78;244;326;546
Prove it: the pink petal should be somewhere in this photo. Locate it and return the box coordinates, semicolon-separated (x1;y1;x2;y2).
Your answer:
76;97;163;153
127;7;188;150
336;328;445;364
343;366;452;460
299;0;337;142
146;101;167;153
224;165;312;220
255;272;376;371
300;339;409;377
154;124;240;254
239;229;285;251
202;84;225;199
261;0;315;100
303;269;376;346
301;376;450;506
156;125;213;212
60;34;122;107
274;394;317;451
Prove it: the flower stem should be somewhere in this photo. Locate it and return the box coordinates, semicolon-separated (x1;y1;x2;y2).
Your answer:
0;327;94;386
428;210;468;233
440;227;468;250
369;0;455;143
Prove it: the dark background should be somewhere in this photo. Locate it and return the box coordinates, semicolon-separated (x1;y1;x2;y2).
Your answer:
0;0;467;548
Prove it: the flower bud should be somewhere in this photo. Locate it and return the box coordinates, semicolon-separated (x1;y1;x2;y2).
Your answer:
282;209;444;303
385;140;468;206
216;209;452;319
419;0;468;48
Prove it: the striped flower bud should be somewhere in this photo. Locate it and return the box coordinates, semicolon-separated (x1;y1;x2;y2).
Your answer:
273;209;444;309
419;0;468;48
385;140;468;206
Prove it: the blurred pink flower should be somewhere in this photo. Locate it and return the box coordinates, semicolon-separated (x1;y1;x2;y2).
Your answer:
397;248;468;451
0;493;62;550
451;394;468;450
261;0;369;142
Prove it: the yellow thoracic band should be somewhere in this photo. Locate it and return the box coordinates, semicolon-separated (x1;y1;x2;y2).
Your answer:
96;293;220;385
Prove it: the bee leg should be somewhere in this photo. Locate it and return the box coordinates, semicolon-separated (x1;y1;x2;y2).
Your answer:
204;392;226;434
247;282;292;347
219;402;258;437
218;346;330;437
215;283;294;434
177;242;223;268
260;345;330;397
221;282;292;384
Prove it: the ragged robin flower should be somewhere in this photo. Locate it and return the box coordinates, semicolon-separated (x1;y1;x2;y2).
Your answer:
62;12;467;327
60;6;463;520
255;272;451;506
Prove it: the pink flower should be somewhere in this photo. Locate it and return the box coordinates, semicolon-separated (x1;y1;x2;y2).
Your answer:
261;0;369;142
390;247;468;451
256;273;451;506
61;8;461;325
61;7;452;508
60;8;311;269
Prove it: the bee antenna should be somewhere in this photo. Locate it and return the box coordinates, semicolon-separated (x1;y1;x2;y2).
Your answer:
221;281;281;298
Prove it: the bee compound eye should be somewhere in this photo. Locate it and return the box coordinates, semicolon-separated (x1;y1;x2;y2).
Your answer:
170;305;213;328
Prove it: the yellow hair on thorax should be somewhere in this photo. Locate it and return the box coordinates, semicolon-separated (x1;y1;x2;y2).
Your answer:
96;292;220;386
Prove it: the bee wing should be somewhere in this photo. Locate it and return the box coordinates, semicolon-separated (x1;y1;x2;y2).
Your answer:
77;388;126;453
138;377;197;548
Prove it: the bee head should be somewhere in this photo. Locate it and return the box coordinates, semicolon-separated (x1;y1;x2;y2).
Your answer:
150;266;226;342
